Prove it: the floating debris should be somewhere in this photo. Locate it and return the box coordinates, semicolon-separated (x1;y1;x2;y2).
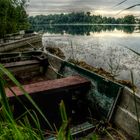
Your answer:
117;80;137;91
68;59;137;91
46;47;65;59
68;59;115;80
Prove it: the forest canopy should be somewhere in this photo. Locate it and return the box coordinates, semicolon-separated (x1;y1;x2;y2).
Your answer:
28;12;138;25
0;0;29;38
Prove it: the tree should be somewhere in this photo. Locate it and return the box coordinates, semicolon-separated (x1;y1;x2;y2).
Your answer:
86;12;91;17
122;15;136;24
16;2;29;30
0;0;29;38
28;12;137;26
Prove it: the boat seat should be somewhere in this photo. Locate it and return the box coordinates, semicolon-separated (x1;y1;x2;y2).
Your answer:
6;75;91;98
5;75;91;129
4;60;40;68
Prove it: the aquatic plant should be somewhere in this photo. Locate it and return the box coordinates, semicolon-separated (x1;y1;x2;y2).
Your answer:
46;47;65;59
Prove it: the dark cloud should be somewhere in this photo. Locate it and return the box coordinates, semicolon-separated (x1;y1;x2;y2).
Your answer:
27;0;140;16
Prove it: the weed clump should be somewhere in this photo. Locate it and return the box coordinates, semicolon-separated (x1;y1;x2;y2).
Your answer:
68;59;137;90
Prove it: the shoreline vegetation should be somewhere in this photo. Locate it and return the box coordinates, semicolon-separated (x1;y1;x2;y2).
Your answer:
28;12;140;34
29;12;140;26
0;0;29;38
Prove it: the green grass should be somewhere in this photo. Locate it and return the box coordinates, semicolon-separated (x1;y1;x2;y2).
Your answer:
0;64;45;139
57;101;72;140
0;63;73;139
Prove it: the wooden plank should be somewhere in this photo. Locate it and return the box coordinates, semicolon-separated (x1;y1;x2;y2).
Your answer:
0;36;41;52
4;60;39;68
0;35;40;47
114;87;140;137
6;75;91;98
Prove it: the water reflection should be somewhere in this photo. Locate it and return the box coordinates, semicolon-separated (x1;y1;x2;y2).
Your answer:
42;31;140;91
30;24;140;35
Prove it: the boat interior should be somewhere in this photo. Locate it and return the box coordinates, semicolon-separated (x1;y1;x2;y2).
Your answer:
0;51;123;138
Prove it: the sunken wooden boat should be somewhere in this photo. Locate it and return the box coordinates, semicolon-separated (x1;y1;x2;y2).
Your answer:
0;34;42;52
0;50;140;138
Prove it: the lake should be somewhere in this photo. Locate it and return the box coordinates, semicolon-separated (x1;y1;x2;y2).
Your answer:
32;24;140;90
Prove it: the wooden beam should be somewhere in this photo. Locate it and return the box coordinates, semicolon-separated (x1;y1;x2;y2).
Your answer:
6;75;91;98
4;60;39;68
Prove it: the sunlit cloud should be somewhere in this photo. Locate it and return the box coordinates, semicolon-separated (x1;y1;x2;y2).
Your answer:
92;10;140;17
27;0;140;17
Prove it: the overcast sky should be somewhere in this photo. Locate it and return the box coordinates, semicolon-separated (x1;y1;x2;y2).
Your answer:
26;0;140;17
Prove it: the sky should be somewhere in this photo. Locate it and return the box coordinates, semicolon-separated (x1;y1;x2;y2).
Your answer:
26;0;140;17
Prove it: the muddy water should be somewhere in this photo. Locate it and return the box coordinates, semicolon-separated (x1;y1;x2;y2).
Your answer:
42;26;140;90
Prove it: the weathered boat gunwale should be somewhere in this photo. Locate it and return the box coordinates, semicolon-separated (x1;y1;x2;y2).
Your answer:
46;51;124;88
0;35;40;47
0;35;42;52
45;52;123;119
46;52;140;138
1;50;140;138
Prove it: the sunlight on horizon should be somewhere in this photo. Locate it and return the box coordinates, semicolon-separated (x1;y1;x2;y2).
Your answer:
91;10;140;18
90;30;140;38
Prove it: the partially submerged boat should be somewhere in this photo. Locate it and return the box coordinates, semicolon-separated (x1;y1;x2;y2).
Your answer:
0;50;140;138
0;34;42;52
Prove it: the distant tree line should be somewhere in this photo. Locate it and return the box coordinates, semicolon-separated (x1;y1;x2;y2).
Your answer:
29;12;138;25
0;0;29;38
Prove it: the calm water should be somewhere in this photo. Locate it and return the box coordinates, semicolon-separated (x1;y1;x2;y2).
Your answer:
36;25;140;90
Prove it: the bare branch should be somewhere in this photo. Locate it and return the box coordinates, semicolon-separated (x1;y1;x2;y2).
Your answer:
113;0;128;7
117;4;140;15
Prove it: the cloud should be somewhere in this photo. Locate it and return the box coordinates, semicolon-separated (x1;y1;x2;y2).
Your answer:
27;0;140;16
